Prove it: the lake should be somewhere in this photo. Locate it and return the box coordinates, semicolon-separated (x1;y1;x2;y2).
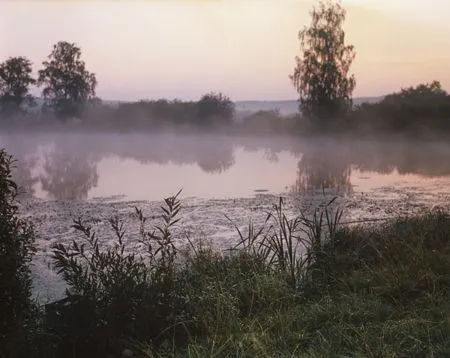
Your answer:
3;132;450;301
3;132;450;202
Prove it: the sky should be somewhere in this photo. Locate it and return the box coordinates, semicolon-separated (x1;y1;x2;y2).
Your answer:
1;0;450;101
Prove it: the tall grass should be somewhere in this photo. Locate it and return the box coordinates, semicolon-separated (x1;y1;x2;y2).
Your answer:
229;196;344;289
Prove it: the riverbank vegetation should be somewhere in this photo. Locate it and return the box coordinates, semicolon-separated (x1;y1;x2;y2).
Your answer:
2;147;450;357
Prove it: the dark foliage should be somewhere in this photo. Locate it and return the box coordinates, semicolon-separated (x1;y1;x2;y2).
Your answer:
352;81;450;134
291;0;356;125
46;191;182;357
112;99;199;129
0;149;36;357
110;93;235;131
197;92;235;126
37;41;97;120
0;57;36;118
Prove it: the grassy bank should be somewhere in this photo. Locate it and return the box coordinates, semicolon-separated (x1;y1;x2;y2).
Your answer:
7;193;446;358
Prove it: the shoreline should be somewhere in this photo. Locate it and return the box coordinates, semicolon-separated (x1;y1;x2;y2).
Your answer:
23;182;450;303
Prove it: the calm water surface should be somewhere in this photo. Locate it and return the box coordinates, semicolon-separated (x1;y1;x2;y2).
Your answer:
3;132;450;202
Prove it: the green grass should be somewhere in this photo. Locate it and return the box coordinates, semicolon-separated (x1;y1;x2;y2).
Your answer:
146;211;450;358
8;190;450;357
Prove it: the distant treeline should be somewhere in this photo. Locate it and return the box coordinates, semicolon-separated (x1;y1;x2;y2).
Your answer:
1;40;450;137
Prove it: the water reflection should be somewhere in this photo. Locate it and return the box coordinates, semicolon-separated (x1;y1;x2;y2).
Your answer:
40;150;99;201
12;154;40;197
1;135;40;198
293;143;352;195
197;146;235;174
351;140;450;177
1;133;450;201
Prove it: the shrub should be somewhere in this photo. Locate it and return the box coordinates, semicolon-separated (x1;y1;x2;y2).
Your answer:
197;92;235;126
47;191;182;357
0;149;37;356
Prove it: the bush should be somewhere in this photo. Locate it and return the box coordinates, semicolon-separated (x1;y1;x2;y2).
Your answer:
0;149;37;357
46;191;182;357
197;92;235;126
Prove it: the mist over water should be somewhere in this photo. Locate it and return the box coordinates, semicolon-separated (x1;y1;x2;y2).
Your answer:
3;131;450;202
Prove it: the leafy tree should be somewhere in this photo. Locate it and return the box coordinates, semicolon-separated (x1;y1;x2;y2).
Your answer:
197;92;235;125
0;149;36;355
37;41;97;120
0;57;36;117
290;0;356;124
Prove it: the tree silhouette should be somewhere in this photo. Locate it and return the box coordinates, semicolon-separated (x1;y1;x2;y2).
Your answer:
0;57;36;117
38;41;97;120
290;0;356;125
197;92;235;126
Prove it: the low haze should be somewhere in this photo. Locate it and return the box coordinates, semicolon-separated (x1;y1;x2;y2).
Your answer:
1;0;450;101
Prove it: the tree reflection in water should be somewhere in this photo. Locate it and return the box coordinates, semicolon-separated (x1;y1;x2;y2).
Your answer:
40;140;99;201
292;143;353;196
351;140;450;178
197;146;235;174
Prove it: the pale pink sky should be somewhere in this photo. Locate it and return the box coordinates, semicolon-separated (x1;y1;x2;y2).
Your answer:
1;0;449;101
